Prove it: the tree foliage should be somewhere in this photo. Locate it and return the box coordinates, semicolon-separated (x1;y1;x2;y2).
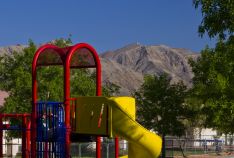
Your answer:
190;0;234;134
0;38;119;114
193;0;234;39
0;40;37;113
134;74;190;137
191;0;234;134
189;37;234;134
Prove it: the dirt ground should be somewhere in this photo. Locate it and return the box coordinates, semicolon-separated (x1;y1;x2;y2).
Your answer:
174;152;234;158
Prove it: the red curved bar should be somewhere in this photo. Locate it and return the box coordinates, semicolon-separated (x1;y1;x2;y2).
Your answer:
65;43;102;158
31;44;63;158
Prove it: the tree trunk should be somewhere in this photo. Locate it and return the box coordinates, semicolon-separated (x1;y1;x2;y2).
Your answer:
179;139;186;158
225;134;227;146
161;134;166;158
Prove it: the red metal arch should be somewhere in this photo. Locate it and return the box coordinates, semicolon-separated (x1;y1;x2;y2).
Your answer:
31;43;102;158
64;43;102;158
32;44;64;105
31;44;65;157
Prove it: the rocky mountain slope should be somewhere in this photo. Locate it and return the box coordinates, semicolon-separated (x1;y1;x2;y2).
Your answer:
0;43;199;106
0;45;25;55
101;43;198;95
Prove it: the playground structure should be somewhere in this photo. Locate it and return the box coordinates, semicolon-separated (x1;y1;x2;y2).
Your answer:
0;43;162;157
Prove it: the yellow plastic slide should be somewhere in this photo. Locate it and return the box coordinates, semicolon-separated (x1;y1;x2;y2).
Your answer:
74;96;162;158
109;97;162;158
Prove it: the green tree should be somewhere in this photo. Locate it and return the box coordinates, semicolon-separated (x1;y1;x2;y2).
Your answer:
191;0;234;134
134;74;189;158
0;40;37;113
193;0;234;39
189;37;234;134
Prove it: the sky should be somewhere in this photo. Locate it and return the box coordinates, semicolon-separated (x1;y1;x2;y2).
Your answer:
0;0;216;53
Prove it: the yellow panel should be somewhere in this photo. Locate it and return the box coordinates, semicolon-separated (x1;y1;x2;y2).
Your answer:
75;97;111;136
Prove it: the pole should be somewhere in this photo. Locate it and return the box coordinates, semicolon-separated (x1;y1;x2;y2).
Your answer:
22;116;27;158
162;134;166;158
115;137;119;158
0;116;3;157
96;137;101;158
96;45;102;158
106;142;109;158
26;121;31;158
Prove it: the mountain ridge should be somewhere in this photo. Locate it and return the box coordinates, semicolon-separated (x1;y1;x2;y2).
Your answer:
101;43;198;93
0;43;199;106
0;45;25;55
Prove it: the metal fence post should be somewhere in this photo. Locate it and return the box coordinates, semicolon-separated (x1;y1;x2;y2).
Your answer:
79;143;81;157
106;143;109;158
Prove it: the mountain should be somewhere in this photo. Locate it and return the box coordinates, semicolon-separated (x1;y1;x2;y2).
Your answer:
0;91;8;107
101;57;143;95
0;45;25;55
101;43;198;95
0;43;199;106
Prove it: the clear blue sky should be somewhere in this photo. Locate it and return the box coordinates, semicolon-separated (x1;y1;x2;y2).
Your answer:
0;0;215;53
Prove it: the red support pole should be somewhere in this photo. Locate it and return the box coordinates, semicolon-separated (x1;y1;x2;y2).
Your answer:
96;137;101;158
0;115;3;158
32;48;39;158
44;142;48;158
64;64;71;158
115;137;119;158
96;58;102;158
31;81;37;158
26;121;31;158
22;115;27;158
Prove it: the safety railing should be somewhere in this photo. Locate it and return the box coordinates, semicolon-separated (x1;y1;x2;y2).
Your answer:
36;101;65;158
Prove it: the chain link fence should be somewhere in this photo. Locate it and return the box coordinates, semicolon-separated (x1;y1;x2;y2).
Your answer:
165;135;234;157
70;139;128;158
69;136;234;158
